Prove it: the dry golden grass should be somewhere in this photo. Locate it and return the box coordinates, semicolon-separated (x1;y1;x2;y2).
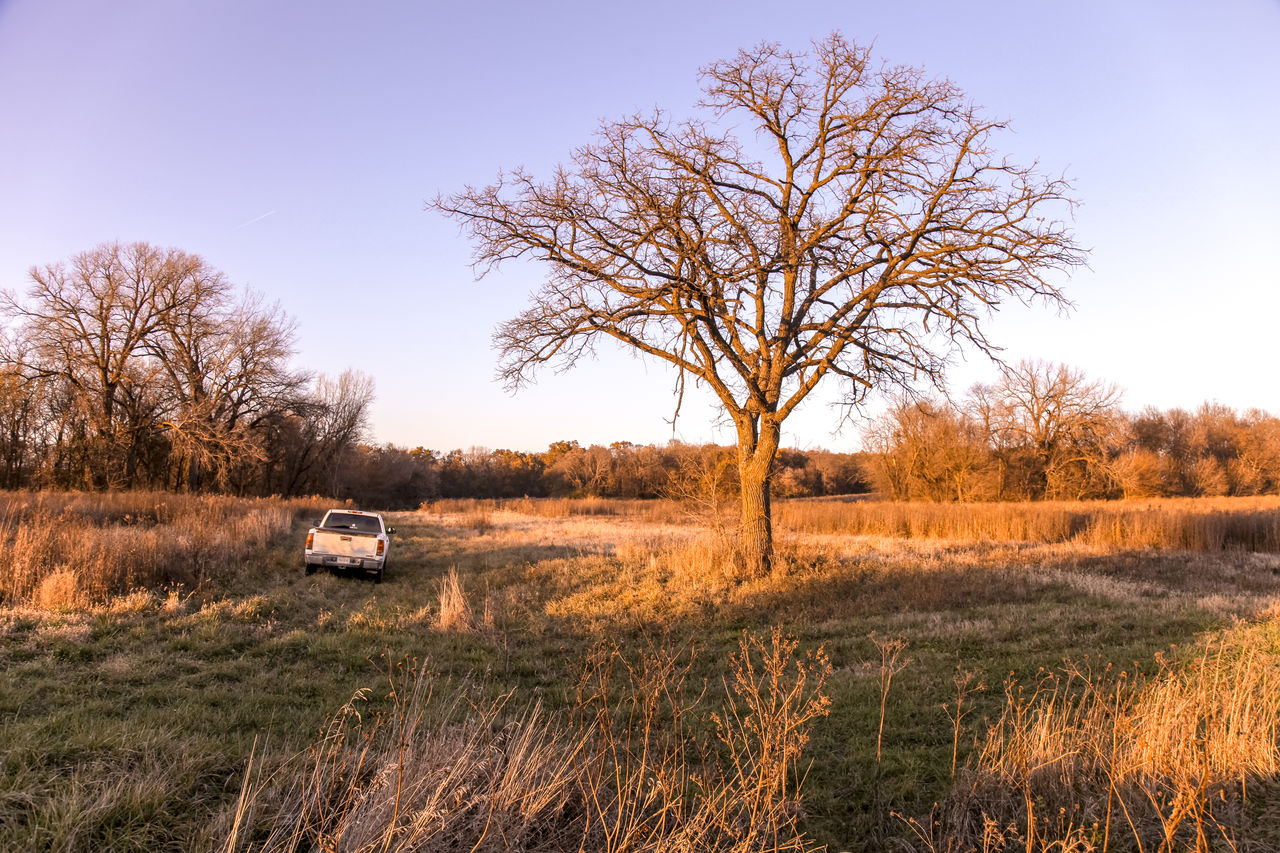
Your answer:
415;498;1280;634
403;498;1280;849
778;496;1280;551
0;491;324;606
9;493;1280;851
435;567;473;632
902;620;1280;852
223;629;831;853
425;496;684;522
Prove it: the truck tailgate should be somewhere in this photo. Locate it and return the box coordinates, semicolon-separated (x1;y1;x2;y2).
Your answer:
313;529;379;557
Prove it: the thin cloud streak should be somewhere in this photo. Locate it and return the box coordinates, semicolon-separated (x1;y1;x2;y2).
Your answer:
233;210;277;230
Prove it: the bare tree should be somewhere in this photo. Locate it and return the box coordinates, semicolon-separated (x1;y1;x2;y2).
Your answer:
436;34;1083;574
546;443;614;496
661;442;739;527
0;331;46;487
863;398;992;501
0;242;316;494
2;242;202;487
151;285;305;491
981;359;1122;499
273;370;376;496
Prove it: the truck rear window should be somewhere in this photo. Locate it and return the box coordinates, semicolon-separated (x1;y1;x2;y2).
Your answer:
322;513;382;533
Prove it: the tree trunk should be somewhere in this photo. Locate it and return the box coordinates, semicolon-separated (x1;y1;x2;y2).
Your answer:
737;416;781;577
187;453;203;493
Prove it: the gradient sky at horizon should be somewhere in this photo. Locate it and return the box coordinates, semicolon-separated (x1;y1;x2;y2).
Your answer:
2;0;1277;453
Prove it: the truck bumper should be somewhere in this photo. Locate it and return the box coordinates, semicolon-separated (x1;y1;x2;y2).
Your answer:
306;553;385;571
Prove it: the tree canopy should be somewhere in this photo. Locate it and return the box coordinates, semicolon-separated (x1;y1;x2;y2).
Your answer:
437;33;1085;575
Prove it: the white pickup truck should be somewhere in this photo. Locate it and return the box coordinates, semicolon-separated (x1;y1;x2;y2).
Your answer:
304;509;395;583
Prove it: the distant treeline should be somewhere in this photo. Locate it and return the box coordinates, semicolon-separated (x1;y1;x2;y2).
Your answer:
334;440;872;509
0;243;869;506
5;246;1278;509
862;360;1280;502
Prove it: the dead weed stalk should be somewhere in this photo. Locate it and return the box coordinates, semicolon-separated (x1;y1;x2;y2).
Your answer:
223;630;831;853
903;623;1280;851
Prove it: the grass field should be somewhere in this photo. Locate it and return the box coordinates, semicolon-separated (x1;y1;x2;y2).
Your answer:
3;494;1280;851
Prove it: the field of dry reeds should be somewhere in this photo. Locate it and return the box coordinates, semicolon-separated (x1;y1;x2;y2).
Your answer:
3;493;1280;851
777;496;1280;552
424;496;684;520
0;491;324;608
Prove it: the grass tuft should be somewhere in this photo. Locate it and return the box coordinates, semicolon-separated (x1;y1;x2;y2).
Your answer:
436;567;473;632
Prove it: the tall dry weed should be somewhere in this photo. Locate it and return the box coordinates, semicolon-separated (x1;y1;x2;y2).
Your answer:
906;624;1280;851
435;568;473;632
33;568;80;610
223;630;831;853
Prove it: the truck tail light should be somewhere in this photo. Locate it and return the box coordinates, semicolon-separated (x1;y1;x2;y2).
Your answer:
376;540;385;556
306;531;314;549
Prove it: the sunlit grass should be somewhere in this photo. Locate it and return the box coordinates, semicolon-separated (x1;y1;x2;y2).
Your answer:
0;490;325;606
3;494;1280;850
777;495;1280;551
900;620;1280;851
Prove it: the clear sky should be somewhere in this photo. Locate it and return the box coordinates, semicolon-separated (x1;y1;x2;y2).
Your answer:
1;0;1277;453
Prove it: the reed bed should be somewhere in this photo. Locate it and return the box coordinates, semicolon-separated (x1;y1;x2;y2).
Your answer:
431;495;1280;552
0;491;324;607
424;496;684;522
901;622;1280;851
224;629;831;853
777;496;1280;552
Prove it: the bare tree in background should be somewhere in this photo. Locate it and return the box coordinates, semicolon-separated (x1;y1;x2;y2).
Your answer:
0;332;46;487
2;242;196;487
864;398;991;501
436;34;1084;575
151;282;305;491
274;370;376;496
661;443;739;527
981;359;1122;499
1;241;323;494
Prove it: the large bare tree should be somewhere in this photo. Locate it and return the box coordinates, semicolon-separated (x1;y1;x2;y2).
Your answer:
151;283;306;492
2;242;197;487
2;241;309;493
435;34;1084;575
